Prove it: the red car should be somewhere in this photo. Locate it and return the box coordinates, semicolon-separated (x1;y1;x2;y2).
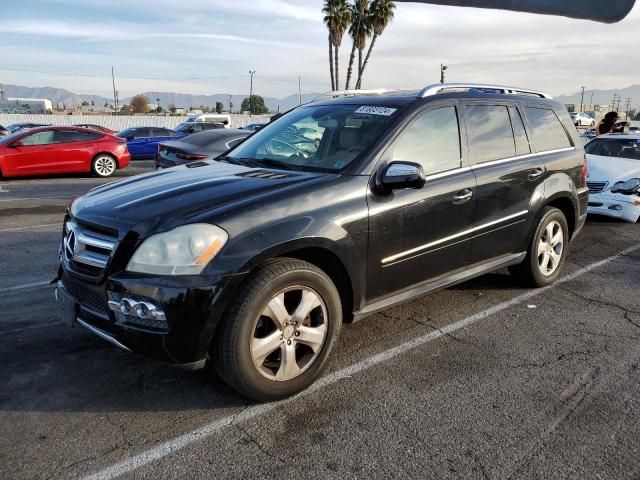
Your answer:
0;126;130;178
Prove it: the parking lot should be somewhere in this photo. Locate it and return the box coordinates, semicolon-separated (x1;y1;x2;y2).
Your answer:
1;165;640;480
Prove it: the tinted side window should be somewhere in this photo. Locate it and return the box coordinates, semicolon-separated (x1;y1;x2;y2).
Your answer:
60;130;102;143
525;107;572;151
390;106;461;176
466;105;515;163
20;130;58;146
509;107;531;156
132;129;151;139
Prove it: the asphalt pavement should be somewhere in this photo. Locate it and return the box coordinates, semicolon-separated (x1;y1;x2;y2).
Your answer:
1;163;639;480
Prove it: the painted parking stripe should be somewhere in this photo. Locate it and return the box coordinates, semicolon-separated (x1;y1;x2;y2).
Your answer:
0;223;59;232
0;281;52;293
82;242;640;480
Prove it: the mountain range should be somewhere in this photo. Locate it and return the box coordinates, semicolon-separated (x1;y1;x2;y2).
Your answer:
1;83;638;112
0;84;321;112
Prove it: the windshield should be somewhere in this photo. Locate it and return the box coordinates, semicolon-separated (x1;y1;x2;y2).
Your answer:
585;138;640;160
225;104;398;172
0;131;24;145
181;131;228;147
174;123;190;132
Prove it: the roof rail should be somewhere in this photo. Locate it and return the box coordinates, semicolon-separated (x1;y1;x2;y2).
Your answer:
418;83;552;99
313;89;396;102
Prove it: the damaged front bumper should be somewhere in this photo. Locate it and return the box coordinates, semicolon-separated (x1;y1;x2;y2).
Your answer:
587;192;640;223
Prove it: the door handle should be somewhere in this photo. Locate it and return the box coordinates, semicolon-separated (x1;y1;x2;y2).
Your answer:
528;168;544;180
452;188;473;205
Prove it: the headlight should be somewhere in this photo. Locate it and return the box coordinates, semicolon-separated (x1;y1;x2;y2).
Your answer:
126;224;228;275
611;178;640;194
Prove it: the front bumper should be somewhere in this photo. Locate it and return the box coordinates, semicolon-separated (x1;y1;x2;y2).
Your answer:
587;192;640;223
56;268;243;368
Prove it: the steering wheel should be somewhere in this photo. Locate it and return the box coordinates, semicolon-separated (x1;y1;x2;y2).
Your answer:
266;139;309;159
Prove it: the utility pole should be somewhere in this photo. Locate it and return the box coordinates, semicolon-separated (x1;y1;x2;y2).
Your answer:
616;97;622;112
298;75;302;106
156;97;160;115
248;70;256;116
611;93;619;112
580;86;586;113
625;98;632;121
589;90;594;109
111;66;118;113
440;64;448;84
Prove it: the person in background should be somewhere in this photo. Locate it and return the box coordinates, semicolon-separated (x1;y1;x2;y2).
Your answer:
596;111;620;136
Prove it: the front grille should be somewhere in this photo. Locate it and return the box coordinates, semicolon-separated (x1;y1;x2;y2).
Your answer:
587;181;608;194
63;221;118;277
63;274;108;314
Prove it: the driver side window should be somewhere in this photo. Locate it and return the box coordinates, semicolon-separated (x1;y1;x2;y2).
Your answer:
390;106;461;176
20;130;58;146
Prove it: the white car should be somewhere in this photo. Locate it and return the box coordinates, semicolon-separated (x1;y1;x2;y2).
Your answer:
571;112;596;127
585;134;640;222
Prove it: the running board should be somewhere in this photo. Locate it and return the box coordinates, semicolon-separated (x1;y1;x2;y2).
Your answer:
353;252;526;322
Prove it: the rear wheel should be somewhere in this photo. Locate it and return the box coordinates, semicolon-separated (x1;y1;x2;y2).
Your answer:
509;207;569;287
92;154;117;177
215;258;342;401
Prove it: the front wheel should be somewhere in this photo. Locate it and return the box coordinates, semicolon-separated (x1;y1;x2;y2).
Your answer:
509;207;569;287
92;154;117;177
215;258;342;401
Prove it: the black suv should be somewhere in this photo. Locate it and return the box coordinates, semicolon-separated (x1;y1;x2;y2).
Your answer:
55;84;588;401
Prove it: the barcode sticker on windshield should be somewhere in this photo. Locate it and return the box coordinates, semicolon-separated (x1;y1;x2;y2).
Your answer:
355;106;397;116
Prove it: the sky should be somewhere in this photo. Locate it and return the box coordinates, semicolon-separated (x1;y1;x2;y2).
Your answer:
0;0;639;103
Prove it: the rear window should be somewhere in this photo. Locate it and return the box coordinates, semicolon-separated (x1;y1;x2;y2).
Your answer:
466;105;516;163
525;107;572;152
585;138;640;160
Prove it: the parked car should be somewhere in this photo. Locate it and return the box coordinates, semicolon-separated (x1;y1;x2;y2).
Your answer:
0;125;9;137
7;122;51;133
570;112;596;127
243;123;266;132
156;129;251;169
116;127;186;160
0;126;130;178
174;122;224;135
585;134;640;222
55;83;587;401
73;124;116;134
185;113;231;128
629;126;640;134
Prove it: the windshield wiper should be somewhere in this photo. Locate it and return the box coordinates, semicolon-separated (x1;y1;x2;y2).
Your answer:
248;158;300;171
217;156;251;166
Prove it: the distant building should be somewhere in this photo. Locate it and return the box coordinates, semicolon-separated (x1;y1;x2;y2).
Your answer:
0;97;53;114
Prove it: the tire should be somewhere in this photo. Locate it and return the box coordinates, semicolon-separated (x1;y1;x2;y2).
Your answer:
509;207;569;287
92;154;117;177
215;258;342;401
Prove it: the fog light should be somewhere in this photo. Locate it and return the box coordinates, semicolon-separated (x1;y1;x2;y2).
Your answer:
120;298;133;314
609;205;623;211
108;296;168;330
135;303;150;318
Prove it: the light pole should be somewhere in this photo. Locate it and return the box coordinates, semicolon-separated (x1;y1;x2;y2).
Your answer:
248;70;256;116
440;64;448;84
156;97;160;115
579;86;585;113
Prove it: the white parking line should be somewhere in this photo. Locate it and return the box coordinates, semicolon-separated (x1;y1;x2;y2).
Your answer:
0;281;52;293
0;223;60;233
82;243;640;480
0;196;72;202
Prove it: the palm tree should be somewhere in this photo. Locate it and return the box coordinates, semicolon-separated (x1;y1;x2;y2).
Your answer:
356;0;395;89
323;1;351;91
345;0;370;90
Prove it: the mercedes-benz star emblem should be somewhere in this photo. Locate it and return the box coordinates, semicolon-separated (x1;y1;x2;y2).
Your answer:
64;229;76;261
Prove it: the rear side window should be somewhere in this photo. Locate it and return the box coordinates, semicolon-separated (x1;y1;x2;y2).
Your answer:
525;107;572;152
60;130;102;143
466;105;515;163
390;106;461;176
132;129;151;139
508;107;531;156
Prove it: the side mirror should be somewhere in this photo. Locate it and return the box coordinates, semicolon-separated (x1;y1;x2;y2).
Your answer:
379;161;426;193
9;141;24;148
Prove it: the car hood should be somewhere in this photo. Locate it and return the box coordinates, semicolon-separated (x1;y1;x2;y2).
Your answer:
587;154;640;187
71;160;331;236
